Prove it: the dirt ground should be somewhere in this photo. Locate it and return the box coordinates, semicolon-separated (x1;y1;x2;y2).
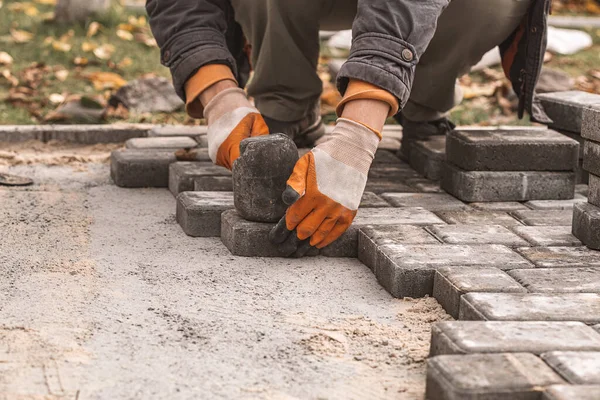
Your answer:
0;149;451;399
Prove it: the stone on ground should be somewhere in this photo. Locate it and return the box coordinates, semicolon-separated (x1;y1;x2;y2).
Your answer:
125;137;198;150
110;149;176;188
428;224;528;246
511;225;582;247
509;267;600;293
169;162;231;197
572;202;600;250
541;351;600;384
543;385;600;400
176;191;234;237
537;90;600;133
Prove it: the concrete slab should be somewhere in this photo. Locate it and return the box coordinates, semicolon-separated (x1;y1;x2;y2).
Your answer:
509;267;600;293
446;129;579;171
428;224;528;246
542;351;600;384
125;136;198;150
176;191;234;237
430;321;600;356
380;193;469;211
436;210;522;226
168;162;231;197
432;267;526;318
581;105;600;143
442;163;576;202
572;202;600;250
525;194;586;210
426;353;564;400
460;292;600;324
543;385;600;400
583;141;600;176
377;244;531;298
372;150;402;165
359;191;390;208
409;136;446;180
364;180;416;194
469;202;530;212
511;225;582;247
511;209;574;226
538;90;600;132
589;174;600;207
110;149;176;188
148;124;207;138
405;178;444;193
193;175;233;192
517;246;600;268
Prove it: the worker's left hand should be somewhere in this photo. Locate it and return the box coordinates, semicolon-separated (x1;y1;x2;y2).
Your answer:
269;118;380;257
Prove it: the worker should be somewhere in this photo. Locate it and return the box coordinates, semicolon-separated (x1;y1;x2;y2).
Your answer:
147;0;552;257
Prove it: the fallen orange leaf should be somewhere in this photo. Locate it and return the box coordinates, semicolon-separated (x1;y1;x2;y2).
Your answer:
10;28;34;43
0;52;13;65
87;22;101;38
85;71;127;90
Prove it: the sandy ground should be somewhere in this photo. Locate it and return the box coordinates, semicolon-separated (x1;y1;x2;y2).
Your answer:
0;140;122;167
0;153;450;399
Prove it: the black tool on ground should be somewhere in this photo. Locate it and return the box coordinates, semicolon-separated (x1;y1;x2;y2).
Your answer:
0;173;33;186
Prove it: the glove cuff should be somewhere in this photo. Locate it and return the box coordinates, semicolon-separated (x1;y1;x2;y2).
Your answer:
185;64;238;119
203;87;255;125
335;79;399;119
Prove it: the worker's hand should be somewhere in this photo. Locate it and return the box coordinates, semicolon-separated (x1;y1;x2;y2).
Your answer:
205;87;269;170
269;118;380;257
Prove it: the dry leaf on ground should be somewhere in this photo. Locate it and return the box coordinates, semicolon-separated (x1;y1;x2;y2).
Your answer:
48;93;65;104
34;0;56;4
1;69;19;86
55;69;68;81
87;22;101;38
10;28;34;43
116;29;134;41
52;41;71;52
0;52;13;65
93;44;115;60
85;71;127;90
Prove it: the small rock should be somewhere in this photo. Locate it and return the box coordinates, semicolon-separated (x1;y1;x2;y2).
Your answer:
535;68;574;93
109;77;184;114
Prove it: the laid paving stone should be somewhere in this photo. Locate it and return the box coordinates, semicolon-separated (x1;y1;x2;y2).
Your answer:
193;176;232;192
364;180;416;194
173;148;211;162
517;246;600;267
428;224;528;246
168;162;231;197
469;201;529;212
525;194;586;210
576;158;590;184
220;210;319;257
148;124;207;138
380;193;469;211
581;105;600;142
576;183;589;196
125;136;198;150
426;353;564;400
430;321;600;356
110;149;176;188
359;191;390;208
572;202;600;250
436;210;522;226
509;267;600;293
433;267;526;318
176;191;234;237
542;351;600;384
369;164;421;180
409;136;446;180
405;178;444;193
320;207;444;258
372;150;402;165
583;140;600;176
559;130;585;159
377;244;531;298
378;136;400;151
357;225;440;272
442;163;576;202
538;90;600;132
511;209;574;226
459;292;600;324
589;174;600;207
511;225;582;246
543;384;600;400
446;128;579;171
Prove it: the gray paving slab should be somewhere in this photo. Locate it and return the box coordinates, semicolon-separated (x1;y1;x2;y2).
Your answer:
409;136;446;180
543;384;600;400
442;163;576;202
572;202;600;250
459;292;600;324
176;191;234;237
542;351;600;384
377;244;531;298
359;191;390;208
577;159;590;184
581;105;600;143
125;136;198;150
518;246;600;268
433;267;526;318
538;90;600;132
380;193;469;211
509;267;600;293
193;175;233;192
364;180;416;194
430;321;600;356
110;149;176;188
173;147;211;162
559;130;585;159
428;224;528;246
41;124;152;144
372;150;402;165
368;164;421;180
436;210;523;226
469;202;530;211
576;183;589;197
405;178;444;193
320;207;444;258
168;162;231;197
584;141;600;177
511;225;582;247
358;225;440;272
511;209;574;226
589;174;600;207
425;353;564;400
148;124;207;138
446;129;579;171
525;194;586;210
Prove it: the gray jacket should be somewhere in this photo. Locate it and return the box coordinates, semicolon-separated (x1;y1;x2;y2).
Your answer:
146;0;551;122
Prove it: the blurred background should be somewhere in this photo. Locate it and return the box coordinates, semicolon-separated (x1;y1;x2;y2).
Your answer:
0;0;599;127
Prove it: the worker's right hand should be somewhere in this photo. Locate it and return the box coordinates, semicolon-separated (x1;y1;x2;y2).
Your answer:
204;87;269;170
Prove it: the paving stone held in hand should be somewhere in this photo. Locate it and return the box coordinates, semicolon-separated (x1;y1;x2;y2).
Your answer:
380;192;469;211
193;175;233;192
110;149;176;188
232;133;298;223
583;141;600;176
442;163;576;202
517;246;600;268
511;209;574;226
376;244;531;298
508;267;600;293
169;162;231;197
459;292;600;324
430;321;600;357
125;136;198;151
541;351;600;384
581;105;600;143
589;174;600;207
537;90;600;132
542;384;600;400
176;191;234;237
409;136;446;180
436;210;522;226
425;353;564;400
511;225;582;247
432;266;526;318
446;128;579;171
428;224;528;246
572;202;600;250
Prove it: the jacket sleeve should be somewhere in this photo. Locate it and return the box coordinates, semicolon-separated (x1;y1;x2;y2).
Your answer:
146;0;237;101
337;0;450;109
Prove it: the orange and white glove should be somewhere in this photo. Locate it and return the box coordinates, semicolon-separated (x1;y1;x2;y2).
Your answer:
269;117;381;257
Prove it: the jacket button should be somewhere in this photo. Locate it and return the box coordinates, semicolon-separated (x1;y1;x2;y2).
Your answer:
401;48;414;62
163;50;171;62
